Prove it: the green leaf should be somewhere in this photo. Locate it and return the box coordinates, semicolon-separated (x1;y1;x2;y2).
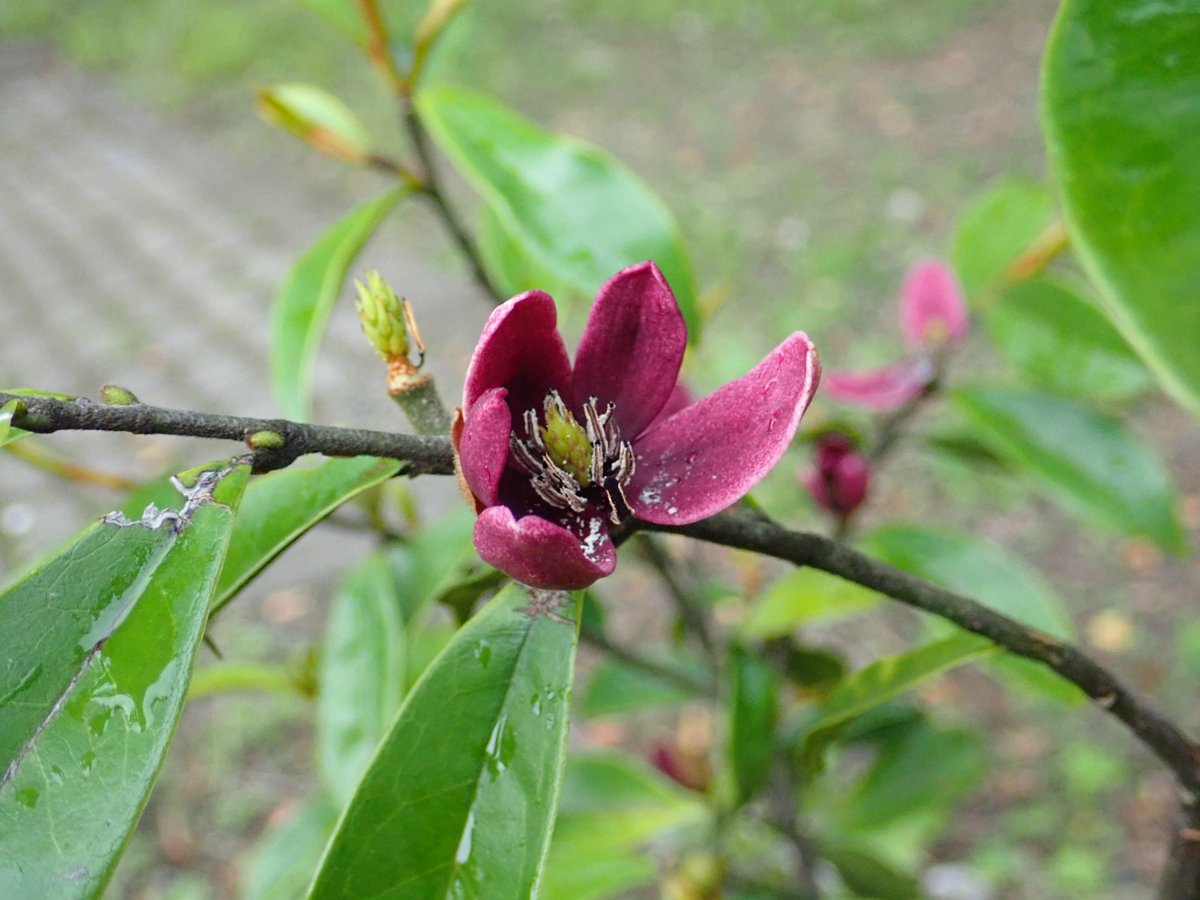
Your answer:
741;567;880;639
241;797;339;900
416;85;700;338
258;83;373;162
1042;0;1200;417
819;838;921;900
951;178;1055;304
953;387;1185;553
317;553;407;806
728;645;777;804
0;399;25;448
308;586;580;899
839;722;984;832
542;752;705;900
213;456;402;614
271;189;405;421
795;633;995;771
864;522;1085;704
863;523;1075;639
580;652;704;717
477;202;573;301
0;460;250;897
987;278;1152;400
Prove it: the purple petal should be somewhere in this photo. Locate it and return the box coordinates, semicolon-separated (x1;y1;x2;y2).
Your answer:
571;261;687;439
900;259;968;349
654;381;694;423
457;388;511;507
473;506;616;590
823;357;934;411
630;332;820;525
463;291;571;415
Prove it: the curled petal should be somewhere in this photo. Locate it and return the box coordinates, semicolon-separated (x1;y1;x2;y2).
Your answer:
473;506;616;590
463;291;571;415
571;261;687;438
823;357;934;411
630;332;820;525
901;259;968;349
457;388;511;508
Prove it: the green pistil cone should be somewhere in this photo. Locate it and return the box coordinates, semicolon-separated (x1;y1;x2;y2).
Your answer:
355;270;409;361
541;400;593;487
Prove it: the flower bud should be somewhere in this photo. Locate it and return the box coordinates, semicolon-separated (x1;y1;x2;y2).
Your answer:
802;432;870;519
355;271;411;362
100;384;140;406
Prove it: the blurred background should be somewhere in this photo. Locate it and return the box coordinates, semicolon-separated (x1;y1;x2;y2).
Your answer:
2;1;1198;897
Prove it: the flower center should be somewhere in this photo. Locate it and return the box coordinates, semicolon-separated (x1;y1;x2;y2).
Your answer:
510;390;636;525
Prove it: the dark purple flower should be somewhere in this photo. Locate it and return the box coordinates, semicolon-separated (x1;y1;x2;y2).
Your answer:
453;261;820;590
802;432;870;519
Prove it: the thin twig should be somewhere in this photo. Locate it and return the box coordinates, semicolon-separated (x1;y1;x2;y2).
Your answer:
636;534;719;663
0;392;454;475
579;629;716;698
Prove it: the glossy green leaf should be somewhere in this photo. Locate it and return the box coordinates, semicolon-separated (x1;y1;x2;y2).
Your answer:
795;633;995;771
1043;0;1200;417
728;645;777;804
213;456;401;614
271;189;405;421
742;567;880;639
951;179;1055;304
242;797;339;900
953;387;1185;553
317;554;406;806
0;460;250;897
308;585;580;899
416;85;700;338
987;279;1151;399
477;202;572;301
865;522;1085;703
864;523;1075;639
542;752;705;900
258;83;372;162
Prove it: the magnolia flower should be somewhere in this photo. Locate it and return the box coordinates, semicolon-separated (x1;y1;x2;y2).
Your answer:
802;432;870;519
824;259;966;411
453;261;820;590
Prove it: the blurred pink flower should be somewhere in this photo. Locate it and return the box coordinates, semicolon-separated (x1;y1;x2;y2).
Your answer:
802;432;870;518
901;259;968;349
453;261;821;590
825;259;965;412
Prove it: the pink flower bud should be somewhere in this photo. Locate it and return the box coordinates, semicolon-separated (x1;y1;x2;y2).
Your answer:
823;356;934;411
803;432;870;518
900;259;968;349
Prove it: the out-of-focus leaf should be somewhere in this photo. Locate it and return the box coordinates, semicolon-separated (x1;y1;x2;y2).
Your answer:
839;722;984;832
258;83;372;162
951;179;1055;304
864;524;1074;638
794;634;995;771
580;651;706;718
778;644;847;695
416;85;700;338
728;645;777;804
476;202;574;302
925;428;1011;470
1043;0;1200;418
241;797;339;900
317;553;406;806
741;568;879;640
271;189;405;421
0;460;250;897
0;399;25;448
542;752;706;900
865;523;1085;704
953;387;1185;553
819;838;921;900
213;456;401;614
987;279;1152;399
308;585;580;899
